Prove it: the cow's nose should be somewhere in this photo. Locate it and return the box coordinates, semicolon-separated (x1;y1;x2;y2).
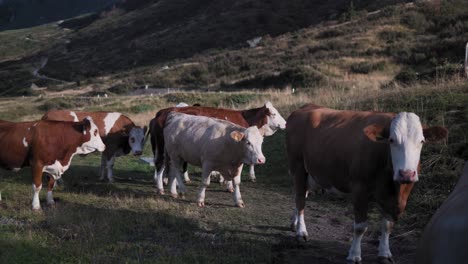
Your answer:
257;158;265;164
134;151;143;156
398;169;416;182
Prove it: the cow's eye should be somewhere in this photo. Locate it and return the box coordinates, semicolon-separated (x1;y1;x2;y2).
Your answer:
130;137;135;143
94;130;98;137
389;138;394;143
246;141;251;145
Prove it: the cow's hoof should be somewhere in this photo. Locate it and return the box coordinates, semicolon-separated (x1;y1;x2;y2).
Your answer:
345;257;362;264
296;233;308;242
47;201;56;207
236;201;245;208
157;189;165;195
197;202;205;207
108;179;115;184
171;193;178;199
377;256;394;264
32;207;42;212
249;178;256;183
185;180;191;184
227;188;234;193
179;193;185;199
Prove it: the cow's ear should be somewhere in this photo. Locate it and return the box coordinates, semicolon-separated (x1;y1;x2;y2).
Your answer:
230;131;245;142
82;117;92;129
363;124;388;143
265;101;273;109
423;126;448;143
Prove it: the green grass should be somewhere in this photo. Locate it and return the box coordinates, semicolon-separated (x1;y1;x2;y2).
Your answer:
0;84;467;263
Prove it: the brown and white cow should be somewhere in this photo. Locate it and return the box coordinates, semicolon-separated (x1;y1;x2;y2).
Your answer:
415;162;468;264
42;111;147;182
149;102;285;194
163;112;266;207
0;118;105;210
286;104;447;263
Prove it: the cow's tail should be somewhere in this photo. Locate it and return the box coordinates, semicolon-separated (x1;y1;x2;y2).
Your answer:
144;118;154;149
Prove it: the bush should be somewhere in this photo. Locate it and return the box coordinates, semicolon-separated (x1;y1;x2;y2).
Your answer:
378;30;409;43
38;98;74;111
350;61;386;74
394;68;418;84
401;11;430;31
316;29;344;39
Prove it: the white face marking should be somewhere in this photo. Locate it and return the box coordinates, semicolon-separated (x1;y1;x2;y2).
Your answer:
22;137;28;147
175;102;189;107
128;127;145;155
264;101;286;136
81;117;106;153
69;111;79;122
242;126;265;165
389;112;424;182
103;112;122;136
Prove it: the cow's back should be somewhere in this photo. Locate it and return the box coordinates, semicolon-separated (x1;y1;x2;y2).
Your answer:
157;106;249;128
43;110;133;138
164;113;240;167
287;104;393;192
416;163;468;264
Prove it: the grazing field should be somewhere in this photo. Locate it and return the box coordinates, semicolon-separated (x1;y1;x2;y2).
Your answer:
0;82;467;263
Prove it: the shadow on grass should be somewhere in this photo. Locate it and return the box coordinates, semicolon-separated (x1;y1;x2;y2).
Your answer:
11;199;279;264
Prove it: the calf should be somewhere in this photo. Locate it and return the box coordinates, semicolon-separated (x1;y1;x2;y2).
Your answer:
42;110;146;182
149;102;285;194
0;118;105;210
163;112;265;207
286;104;447;263
416;162;468;264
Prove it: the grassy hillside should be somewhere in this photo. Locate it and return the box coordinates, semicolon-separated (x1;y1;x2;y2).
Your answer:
0;81;466;263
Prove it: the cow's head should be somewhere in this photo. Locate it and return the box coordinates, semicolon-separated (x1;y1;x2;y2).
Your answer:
263;102;287;136
230;126;266;165
128;126;147;156
364;112;447;183
80;117;106;153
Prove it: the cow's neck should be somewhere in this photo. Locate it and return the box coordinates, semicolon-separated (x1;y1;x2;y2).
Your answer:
241;107;269;128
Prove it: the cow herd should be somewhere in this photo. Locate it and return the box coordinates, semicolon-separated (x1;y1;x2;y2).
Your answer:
1;100;462;263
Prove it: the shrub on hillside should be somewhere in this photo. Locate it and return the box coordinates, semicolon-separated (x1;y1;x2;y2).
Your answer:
401;10;430;32
350;61;386;74
394;68;418;84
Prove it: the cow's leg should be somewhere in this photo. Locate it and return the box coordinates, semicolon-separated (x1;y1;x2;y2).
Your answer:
154;151;166;194
289;159;308;241
226;180;234;193
377;218;394;262
232;164;244;208
168;158;186;198
347;186;369;264
99;153;107;181
249;165;256;182
31;165;43;210
46;175;56;206
197;165;212;207
182;162;191;183
105;156;116;183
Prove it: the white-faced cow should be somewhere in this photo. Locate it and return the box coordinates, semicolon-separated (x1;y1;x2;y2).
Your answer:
416;162;468;264
42;111;147;182
286;104;447;263
149;102;285;194
0;118;105;210
163;112;266;207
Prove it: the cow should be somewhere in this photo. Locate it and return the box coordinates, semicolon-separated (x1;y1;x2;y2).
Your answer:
149;102;286;194
286;104;448;263
42;110;147;182
415;162;468;264
163;112;266;207
0;118;105;210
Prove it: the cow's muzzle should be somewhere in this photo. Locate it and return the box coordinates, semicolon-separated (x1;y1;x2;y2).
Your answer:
133;151;143;156
397;169;417;183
